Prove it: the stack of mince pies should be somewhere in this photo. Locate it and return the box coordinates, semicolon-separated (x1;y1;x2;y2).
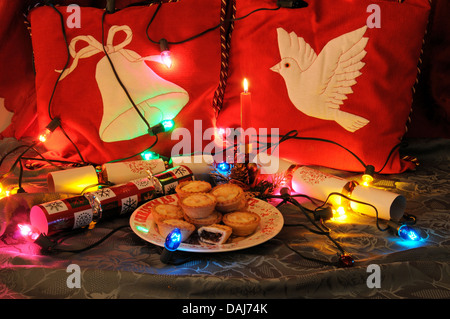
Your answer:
152;180;261;246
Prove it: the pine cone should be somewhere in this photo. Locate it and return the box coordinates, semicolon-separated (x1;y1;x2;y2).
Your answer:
230;163;249;185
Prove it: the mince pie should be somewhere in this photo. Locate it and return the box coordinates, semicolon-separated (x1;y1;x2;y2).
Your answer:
175;180;212;198
222;211;261;236
179;193;217;219
210;184;246;213
151;203;184;223
198;224;232;245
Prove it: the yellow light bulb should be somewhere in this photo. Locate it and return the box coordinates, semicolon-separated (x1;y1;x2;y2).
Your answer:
337;206;346;216
361;174;373;187
361;165;375;187
331;206;347;222
38;118;61;143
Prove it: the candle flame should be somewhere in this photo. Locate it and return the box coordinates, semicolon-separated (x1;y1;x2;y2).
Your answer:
243;78;249;93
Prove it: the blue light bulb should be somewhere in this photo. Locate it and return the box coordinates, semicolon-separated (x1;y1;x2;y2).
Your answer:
217;162;231;174
165;228;182;251
398;225;421;241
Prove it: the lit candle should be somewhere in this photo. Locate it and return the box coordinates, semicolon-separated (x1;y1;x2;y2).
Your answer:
240;78;252;130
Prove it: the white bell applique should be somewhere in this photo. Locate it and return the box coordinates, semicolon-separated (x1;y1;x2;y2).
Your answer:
56;25;189;142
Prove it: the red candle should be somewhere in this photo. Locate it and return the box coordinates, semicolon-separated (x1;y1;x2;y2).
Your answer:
240;78;252;130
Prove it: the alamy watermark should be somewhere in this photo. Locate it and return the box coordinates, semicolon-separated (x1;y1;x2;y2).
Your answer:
66;263;81;289
66;4;81;29
366;264;381;288
65;3;381;30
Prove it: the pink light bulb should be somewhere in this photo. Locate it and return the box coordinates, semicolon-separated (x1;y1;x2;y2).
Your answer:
18;224;40;242
161;50;172;69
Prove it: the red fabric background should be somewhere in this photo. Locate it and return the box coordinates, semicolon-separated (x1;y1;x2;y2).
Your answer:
0;0;37;139
407;0;450;138
217;0;430;173
0;0;448;171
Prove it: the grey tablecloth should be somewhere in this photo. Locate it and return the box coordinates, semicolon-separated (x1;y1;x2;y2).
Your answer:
0;138;449;299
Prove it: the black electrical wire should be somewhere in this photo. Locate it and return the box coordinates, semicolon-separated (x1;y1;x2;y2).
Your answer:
156;246;193;265
100;10;152;132
271;238;337;267
80;182;114;195
45;4;86;164
1;142;81;192
271;191;422;267
49;225;131;253
145;1;281;46
375;141;405;174
0;144;31;169
255;129;404;174
39;223;192;262
0;142;38;181
17;159;24;192
314;191;390;232
265;191;350;267
179;128;400;178
287;196;348;254
180;129;403;180
261;130;368;169
266;185;407;266
47;5;70;121
107;133;159;163
36;222;192;264
19;157;81;168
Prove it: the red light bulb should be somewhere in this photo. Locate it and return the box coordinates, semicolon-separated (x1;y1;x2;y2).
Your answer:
159;38;172;69
161;50;172;69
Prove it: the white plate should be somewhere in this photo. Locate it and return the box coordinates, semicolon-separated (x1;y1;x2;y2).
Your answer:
129;194;284;253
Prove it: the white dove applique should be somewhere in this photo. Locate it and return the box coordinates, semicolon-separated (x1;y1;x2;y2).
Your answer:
271;26;370;132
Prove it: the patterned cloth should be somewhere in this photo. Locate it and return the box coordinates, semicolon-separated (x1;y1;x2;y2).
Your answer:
0;137;449;299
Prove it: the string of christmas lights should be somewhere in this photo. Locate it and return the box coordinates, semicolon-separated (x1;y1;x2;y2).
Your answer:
1;1;427;266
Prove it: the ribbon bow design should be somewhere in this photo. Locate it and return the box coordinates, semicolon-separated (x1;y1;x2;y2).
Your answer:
56;25;161;80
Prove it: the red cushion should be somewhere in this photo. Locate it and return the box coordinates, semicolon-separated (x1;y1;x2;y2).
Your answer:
29;0;223;164
406;0;450;139
217;0;430;173
0;1;38;140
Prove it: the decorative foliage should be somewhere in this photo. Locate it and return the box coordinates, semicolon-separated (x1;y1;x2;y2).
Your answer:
210;162;287;201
